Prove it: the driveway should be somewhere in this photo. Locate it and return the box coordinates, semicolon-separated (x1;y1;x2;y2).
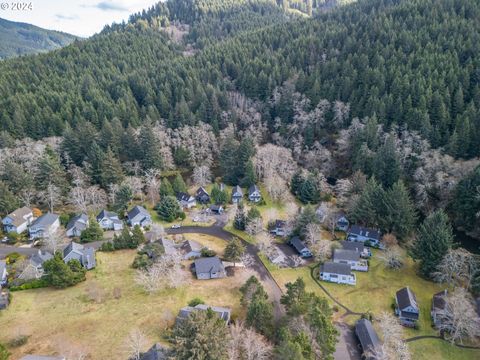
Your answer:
334;323;362;360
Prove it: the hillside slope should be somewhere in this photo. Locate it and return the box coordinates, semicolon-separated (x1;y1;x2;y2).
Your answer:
0;0;478;159
0;18;77;59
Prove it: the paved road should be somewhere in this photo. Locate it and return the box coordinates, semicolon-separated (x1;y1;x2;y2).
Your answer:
334;323;362;360
0;218;285;320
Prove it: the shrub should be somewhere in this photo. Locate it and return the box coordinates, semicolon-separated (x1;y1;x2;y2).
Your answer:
9;278;49;291
99;241;115;252
201;248;216;257
8;334;28;348
188;297;205;307
332;305;339;312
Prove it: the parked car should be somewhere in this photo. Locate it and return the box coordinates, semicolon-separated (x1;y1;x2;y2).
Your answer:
193;217;200;222
171;224;181;229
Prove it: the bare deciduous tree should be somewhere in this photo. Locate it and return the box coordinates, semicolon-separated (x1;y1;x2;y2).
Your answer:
123;328;148;360
144;169;161;205
135;253;189;294
372;312;411;360
436;288;480;344
69;185;107;213
310;240;333;263
41;183;61;212
43;229;66;254
378;246;404;270
192;165;212;187
108;183;120;205
228;322;273;360
433;248;479;290
256;232;275;253
305;223;322;246
246;217;263;236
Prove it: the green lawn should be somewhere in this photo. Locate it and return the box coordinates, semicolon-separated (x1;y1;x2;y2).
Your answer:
0;250;251;360
265;251;479;360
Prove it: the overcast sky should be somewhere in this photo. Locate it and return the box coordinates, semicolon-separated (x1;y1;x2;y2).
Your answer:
1;0;157;37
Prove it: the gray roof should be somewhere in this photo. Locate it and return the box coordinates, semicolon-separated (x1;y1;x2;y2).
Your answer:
289;236;309;253
196;187;209;197
355;319;381;360
4;206;32;227
176;192;194;202
341;241;365;253
31;213;59;228
139;343;169;360
194;257;224;274
96;209;119;222
232;185;243;197
248;184;260;195
66;214;88;232
30;251;53;267
127;205;149;220
210;204;223;212
321;262;353;276
334;249;360;262
396;287;418;312
432;290;448;312
63;242;96;269
177;304;231;323
161;238;177;255
348;225;380;241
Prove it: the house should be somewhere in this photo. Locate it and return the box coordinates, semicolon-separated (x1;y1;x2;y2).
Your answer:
2;206;34;234
177;192;197;209
139;343;170;360
194;256;226;279
0;260;7;286
196;187;210;204
63;242;96;270
347;225;381;246
96;210;123;231
209;204;224;214
127;205;152;228
288;236;312;258
248;184;261;202
355;318;381;360
0;290;8;310
160;238;178;256
395;287;419;327
66;214;89;237
182;239;203;259
269;220;287;236
320;262;356;285
17;250;53;281
431;290;448;328
28;213;60;240
341;241;371;258
333;249;368;271
336;213;350;232
231;185;243;204
20;356;66;360
176;304;231;324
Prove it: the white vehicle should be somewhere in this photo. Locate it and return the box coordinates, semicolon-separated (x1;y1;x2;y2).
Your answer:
171;224;181;229
193;217;199;222
1;236;8;243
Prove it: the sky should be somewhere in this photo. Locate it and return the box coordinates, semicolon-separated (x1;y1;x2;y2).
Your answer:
0;0;158;37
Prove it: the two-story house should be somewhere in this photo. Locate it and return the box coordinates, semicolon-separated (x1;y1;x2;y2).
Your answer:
28;213;60;240
2;207;34;234
127;205;152;228
395;287;420;327
96;210;123;231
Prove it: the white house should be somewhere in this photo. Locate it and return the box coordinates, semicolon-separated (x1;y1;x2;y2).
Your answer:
395;287;419;327
2;207;34;234
96;210;123;231
269;220;287;236
248;185;261;203
127;205;152;228
333;249;368;272
335;214;350;232
231;185;243;204
28;213;60;240
319;262;356;285
66;214;89;237
177;192;196;209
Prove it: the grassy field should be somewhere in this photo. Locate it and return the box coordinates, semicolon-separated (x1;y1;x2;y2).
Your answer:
265;250;479;360
180;233;227;255
0;250;254;359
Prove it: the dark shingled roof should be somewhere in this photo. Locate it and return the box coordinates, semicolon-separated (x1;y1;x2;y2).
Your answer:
432;290;448;311
194;256;224;274
127;205;149;220
355;319;381;360
396;287;419;312
96;209;118;222
30;213;59;228
176;192;193;202
66;213;88;232
248;184;260;195
341;241;365;253
232;185;243;197
177;304;231;323
334;249;360;262
139;343;170;360
321;262;353;276
289;236;309;253
348;225;380;240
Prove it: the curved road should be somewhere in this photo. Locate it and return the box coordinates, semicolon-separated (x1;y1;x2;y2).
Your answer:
0;219;285;320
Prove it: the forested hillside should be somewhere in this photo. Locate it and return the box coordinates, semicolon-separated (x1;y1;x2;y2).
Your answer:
0;18;76;59
0;0;478;159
